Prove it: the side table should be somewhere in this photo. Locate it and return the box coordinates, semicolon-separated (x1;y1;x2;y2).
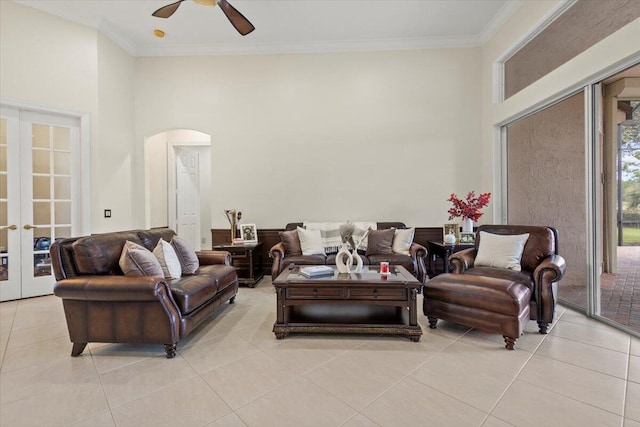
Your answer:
213;242;264;287
427;241;474;277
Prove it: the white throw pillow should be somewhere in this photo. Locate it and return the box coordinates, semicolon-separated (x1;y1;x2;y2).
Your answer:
475;231;530;271
153;239;182;279
296;227;325;256
392;227;415;255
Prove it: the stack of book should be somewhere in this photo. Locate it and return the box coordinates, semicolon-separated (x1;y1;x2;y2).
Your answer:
299;266;334;278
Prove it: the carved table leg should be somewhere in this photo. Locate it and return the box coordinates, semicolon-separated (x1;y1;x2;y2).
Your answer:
71;342;87;357
427;316;438;329
164;343;177;358
503;336;516;350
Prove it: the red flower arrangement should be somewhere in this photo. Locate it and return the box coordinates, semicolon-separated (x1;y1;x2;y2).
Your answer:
447;191;491;222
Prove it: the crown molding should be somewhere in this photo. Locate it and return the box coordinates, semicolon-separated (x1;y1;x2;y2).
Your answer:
479;0;523;45
136;36;482;57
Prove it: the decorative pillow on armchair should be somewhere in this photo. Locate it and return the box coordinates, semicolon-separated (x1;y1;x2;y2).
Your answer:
474;231;530;271
366;228;395;256
119;240;164;277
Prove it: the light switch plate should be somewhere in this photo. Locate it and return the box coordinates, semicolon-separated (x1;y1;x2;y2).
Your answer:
104;209;111;218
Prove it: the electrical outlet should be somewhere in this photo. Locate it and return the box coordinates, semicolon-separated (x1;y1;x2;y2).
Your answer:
104;209;111;218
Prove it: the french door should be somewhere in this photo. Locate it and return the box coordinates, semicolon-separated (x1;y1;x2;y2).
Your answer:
0;106;81;301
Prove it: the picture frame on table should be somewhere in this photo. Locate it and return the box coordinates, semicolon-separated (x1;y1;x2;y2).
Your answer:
459;232;475;244
443;223;459;243
240;224;258;243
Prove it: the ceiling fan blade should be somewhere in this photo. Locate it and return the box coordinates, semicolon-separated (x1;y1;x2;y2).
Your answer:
217;0;255;36
152;0;185;18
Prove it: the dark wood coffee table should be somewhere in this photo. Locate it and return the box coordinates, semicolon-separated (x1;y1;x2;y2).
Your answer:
272;265;422;341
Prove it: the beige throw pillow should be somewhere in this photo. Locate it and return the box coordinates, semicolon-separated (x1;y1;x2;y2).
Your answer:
171;236;200;275
392;227;415;255
153;239;182;279
475;231;530;271
119;240;164;277
296;227;325;256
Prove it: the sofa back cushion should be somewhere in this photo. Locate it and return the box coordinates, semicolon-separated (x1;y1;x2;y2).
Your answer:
476;225;557;272
138;228;176;251
279;230;302;256
73;231;143;275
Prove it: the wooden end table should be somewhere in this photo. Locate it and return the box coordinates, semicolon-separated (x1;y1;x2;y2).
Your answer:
272;265;422;341
427;241;474;277
213;242;264;287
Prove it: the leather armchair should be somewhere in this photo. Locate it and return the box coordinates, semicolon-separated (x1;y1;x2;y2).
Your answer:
448;225;566;334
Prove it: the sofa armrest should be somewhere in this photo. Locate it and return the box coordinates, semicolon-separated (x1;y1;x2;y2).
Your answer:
53;275;172;302
450;248;477;273
409;242;428;284
196;250;231;266
270;242;286;278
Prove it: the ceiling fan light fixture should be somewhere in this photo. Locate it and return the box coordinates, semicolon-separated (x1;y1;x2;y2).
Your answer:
154;29;166;38
193;0;216;7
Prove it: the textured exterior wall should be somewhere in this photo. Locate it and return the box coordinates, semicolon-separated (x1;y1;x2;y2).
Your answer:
507;92;586;307
505;0;640;99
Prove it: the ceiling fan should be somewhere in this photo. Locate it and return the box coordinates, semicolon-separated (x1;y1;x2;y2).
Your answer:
152;0;255;36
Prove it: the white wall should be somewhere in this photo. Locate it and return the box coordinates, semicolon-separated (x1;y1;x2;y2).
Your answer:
133;48;484;229
0;1;136;234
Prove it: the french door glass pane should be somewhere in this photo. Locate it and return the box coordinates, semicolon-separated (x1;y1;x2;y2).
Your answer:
53;151;70;175
32;150;50;174
52;127;70;150
31;124;49;149
54;176;70;199
0;174;6;199
54;202;71;224
33;202;50;225
32;176;50;200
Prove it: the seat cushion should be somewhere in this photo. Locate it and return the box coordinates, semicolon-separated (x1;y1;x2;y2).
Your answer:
167;265;236;314
196;265;238;294
425;274;530;317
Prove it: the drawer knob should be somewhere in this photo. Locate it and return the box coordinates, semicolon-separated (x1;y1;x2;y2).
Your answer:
373;289;378;298
313;289;318;297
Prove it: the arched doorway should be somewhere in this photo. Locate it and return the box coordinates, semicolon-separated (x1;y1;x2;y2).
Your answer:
144;129;212;250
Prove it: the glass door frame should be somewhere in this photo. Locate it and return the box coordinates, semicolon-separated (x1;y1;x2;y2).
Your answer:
495;55;640;337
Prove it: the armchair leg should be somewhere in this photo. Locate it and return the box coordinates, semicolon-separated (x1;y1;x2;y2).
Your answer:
503;336;516;350
537;321;549;334
164;344;177;359
229;296;236;304
71;342;87;357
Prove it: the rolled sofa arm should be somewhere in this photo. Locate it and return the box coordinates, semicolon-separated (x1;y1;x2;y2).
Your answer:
270;242;285;278
449;248;477;273
54;275;171;302
409;242;428;284
196;250;231;266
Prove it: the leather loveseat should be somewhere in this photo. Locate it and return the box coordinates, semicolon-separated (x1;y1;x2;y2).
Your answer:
270;222;427;284
51;228;238;358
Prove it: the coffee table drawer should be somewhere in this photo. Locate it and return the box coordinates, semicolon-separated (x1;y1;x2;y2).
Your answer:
348;288;407;300
286;287;344;299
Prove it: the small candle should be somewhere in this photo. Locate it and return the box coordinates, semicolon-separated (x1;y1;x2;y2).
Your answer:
380;261;390;274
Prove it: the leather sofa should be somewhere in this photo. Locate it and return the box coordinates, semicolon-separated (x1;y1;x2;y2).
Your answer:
51;228;238;358
269;222;428;284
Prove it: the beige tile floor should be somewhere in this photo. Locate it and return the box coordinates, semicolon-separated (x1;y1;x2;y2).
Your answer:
1;276;639;427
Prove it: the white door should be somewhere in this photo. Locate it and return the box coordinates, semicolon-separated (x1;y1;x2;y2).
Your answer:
176;147;200;250
0;107;80;301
